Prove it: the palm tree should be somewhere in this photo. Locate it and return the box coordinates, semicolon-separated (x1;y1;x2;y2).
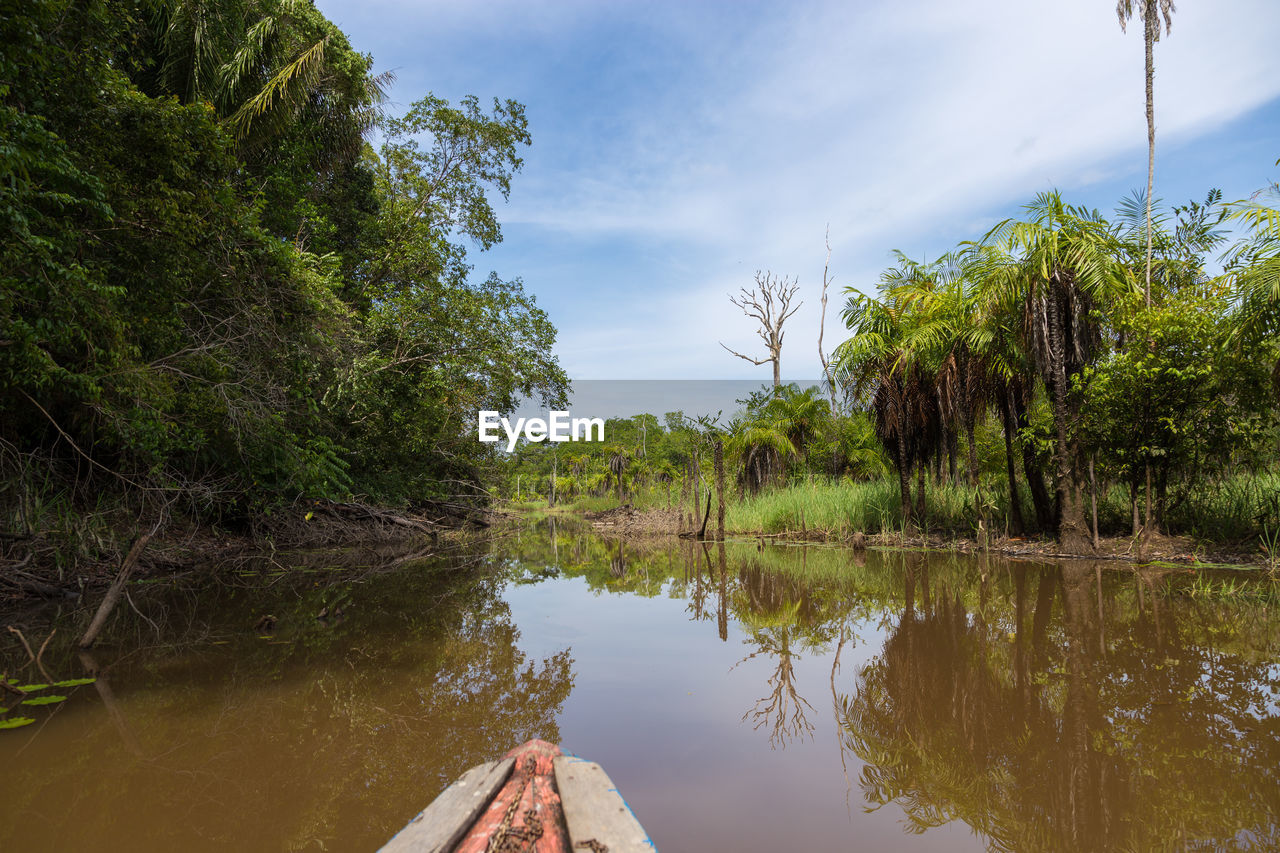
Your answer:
726;417;796;495
766;384;831;465
962;242;1057;534
893;251;990;488
1223;192;1280;344
136;0;388;163
835;271;942;529
1116;0;1176;308
726;385;828;495
1223;191;1280;394
977;192;1134;551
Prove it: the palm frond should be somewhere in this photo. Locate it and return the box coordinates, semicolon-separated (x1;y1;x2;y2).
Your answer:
225;36;329;141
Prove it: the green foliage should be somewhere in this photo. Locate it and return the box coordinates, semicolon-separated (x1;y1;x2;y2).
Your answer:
326;91;563;503
1078;288;1274;500
0;717;35;730
825;182;1280;546
1;0;567;547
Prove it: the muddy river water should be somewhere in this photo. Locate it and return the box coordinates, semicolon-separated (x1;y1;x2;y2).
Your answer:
2;520;1279;851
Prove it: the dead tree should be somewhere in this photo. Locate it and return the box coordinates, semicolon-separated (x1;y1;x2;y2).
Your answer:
817;228;839;415
720;271;801;387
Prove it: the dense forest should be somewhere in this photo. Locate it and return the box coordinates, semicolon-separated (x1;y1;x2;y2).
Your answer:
1;0;567;563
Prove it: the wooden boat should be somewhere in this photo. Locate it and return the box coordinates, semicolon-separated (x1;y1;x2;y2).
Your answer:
380;739;654;852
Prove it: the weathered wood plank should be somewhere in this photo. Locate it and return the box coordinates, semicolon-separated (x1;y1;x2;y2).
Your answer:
553;756;655;852
379;758;514;853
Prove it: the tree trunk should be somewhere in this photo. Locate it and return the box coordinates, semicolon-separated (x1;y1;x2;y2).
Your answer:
714;439;726;540
697;490;711;540
1046;288;1091;552
1143;6;1156;307
692;453;700;525
915;458;926;527
1001;393;1025;536
1131;480;1141;538
895;430;913;530
949;427;959;486
966;420;979;488
1013;392;1054;531
79;529;155;649
1155;464;1169;532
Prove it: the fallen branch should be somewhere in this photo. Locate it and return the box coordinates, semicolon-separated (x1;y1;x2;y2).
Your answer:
7;625;36;664
79;522;160;649
35;628;55;682
2;557;72;598
7;625;54;682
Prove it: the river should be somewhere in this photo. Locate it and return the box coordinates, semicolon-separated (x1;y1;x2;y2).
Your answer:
2;519;1278;851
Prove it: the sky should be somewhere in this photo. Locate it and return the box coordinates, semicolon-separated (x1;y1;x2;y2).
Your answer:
317;0;1280;381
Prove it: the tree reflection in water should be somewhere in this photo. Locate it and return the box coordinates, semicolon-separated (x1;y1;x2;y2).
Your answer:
0;549;574;853
838;558;1280;851
497;520;1280;850
7;520;1279;852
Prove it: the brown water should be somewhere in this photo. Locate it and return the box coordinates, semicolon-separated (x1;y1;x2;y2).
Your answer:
2;521;1279;851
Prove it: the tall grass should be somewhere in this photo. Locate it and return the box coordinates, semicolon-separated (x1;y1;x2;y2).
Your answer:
507;467;1280;549
723;478;1031;537
723;470;1280;545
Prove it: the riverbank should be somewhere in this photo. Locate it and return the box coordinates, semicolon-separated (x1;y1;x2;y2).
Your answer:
510;498;1279;572
0;499;489;607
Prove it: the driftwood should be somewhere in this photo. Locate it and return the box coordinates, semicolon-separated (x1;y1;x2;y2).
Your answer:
315;501;438;532
7;625;53;681
1;553;74;598
79;525;157;649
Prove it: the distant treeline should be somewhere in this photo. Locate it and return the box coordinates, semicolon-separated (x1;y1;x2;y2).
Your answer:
1;0;567;538
503;186;1280;549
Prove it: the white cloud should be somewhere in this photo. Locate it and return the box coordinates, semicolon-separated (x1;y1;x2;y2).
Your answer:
319;0;1280;379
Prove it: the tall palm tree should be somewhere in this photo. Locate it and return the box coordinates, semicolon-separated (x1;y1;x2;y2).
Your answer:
977;192;1133;551
836;293;912;524
965;244;1054;535
1116;0;1176;308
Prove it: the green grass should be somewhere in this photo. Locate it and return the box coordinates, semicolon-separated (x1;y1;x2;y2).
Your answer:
504;467;1280;551
723;478;1029;538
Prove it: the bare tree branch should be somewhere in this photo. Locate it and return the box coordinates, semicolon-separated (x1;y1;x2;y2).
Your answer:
818;227;838;414
719;270;802;386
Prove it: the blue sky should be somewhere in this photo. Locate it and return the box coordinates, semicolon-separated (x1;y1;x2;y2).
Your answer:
318;0;1280;381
